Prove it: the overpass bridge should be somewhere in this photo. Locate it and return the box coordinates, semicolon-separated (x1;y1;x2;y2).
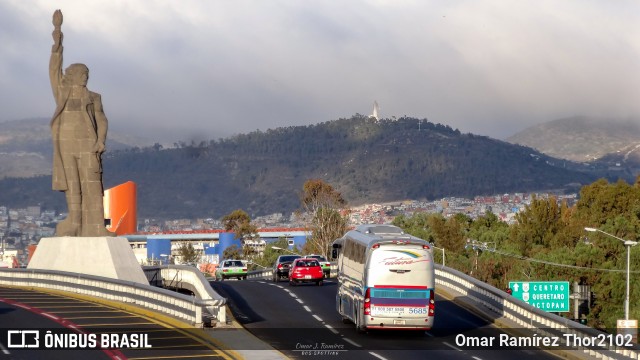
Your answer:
1;263;635;359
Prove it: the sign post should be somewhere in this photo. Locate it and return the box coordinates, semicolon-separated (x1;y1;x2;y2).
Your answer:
617;319;638;344
509;281;570;312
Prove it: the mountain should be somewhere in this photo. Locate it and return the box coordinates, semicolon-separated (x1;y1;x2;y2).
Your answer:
0;118;154;179
0;115;598;220
506;116;640;163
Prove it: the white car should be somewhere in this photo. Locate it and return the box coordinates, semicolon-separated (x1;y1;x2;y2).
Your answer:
215;259;248;281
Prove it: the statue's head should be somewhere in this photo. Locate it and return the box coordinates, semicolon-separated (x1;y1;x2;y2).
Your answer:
64;63;89;86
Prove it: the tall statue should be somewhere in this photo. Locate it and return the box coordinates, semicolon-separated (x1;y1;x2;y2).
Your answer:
50;10;115;237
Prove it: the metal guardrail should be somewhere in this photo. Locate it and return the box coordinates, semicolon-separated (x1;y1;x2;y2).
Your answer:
248;264;639;360
0;266;225;327
158;265;226;324
3;263;639;358
435;266;640;359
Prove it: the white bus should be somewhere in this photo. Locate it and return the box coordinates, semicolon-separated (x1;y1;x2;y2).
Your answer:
332;224;435;331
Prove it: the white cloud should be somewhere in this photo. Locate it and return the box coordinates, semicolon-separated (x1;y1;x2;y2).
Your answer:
0;0;638;141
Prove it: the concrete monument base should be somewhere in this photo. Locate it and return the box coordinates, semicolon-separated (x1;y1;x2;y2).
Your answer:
28;237;148;284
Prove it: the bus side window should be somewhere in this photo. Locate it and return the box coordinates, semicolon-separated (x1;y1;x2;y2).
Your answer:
357;243;365;264
344;241;351;261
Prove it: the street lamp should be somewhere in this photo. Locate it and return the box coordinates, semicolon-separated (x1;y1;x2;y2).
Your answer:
584;227;638;320
465;239;498;275
465;239;496;251
271;246;300;256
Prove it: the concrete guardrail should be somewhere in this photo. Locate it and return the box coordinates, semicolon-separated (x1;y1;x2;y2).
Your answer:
0;266;225;327
3;262;639;359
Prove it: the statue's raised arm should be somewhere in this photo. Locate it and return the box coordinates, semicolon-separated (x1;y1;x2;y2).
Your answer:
52;10;63;50
50;10;64;98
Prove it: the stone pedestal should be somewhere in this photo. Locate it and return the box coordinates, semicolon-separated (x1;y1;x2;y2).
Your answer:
27;237;148;284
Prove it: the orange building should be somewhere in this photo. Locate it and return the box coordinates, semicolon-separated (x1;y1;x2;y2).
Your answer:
103;181;137;235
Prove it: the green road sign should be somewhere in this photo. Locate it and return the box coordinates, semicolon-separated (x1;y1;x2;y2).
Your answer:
508;281;570;312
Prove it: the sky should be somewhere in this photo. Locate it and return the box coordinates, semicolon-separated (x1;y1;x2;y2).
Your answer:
1;0;638;142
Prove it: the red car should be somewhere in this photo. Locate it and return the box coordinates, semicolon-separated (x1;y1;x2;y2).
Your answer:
289;258;324;286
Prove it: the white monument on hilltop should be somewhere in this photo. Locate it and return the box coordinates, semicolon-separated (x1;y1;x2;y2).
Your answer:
371;101;380;121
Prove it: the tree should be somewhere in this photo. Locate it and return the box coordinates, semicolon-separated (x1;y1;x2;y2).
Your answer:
392;213;435;242
510;195;565;256
221;209;259;258
222;209;259;239
300;179;348;259
223;245;242;260
176;242;199;264
253;238;291;269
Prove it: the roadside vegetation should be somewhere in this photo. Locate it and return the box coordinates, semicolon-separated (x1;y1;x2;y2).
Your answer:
394;177;640;330
216;176;640;329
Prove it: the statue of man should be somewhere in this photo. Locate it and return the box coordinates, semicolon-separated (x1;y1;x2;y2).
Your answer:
50;10;115;237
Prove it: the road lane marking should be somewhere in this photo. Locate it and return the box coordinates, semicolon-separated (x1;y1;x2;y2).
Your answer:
443;341;462;351
1;289;236;360
78;322;154;327
343;338;361;347
128;355;223;359
312;314;323;322
0;295;128;360
63;315;139;320
94;329;176;334
140;343;207;349
48;310;121;314
472;356;483;360
324;324;339;334
41;313;60;320
0;296;57;299
369;352;388;360
34;305;107;309
303;306;312;312
296;298;303;304
8;300;79;304
0;341;9;355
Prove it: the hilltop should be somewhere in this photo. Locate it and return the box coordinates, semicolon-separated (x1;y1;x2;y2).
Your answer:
0;118;153;179
0;115;597;219
506;116;640;163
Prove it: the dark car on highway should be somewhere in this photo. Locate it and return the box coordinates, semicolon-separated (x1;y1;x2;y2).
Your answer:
272;254;301;282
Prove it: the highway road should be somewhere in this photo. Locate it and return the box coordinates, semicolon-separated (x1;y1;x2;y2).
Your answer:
0;286;236;360
211;278;563;360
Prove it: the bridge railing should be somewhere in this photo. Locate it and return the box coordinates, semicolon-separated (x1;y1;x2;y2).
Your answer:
0;267;225;327
435;265;640;360
157;265;226;324
247;264;639;360
4;264;639;359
